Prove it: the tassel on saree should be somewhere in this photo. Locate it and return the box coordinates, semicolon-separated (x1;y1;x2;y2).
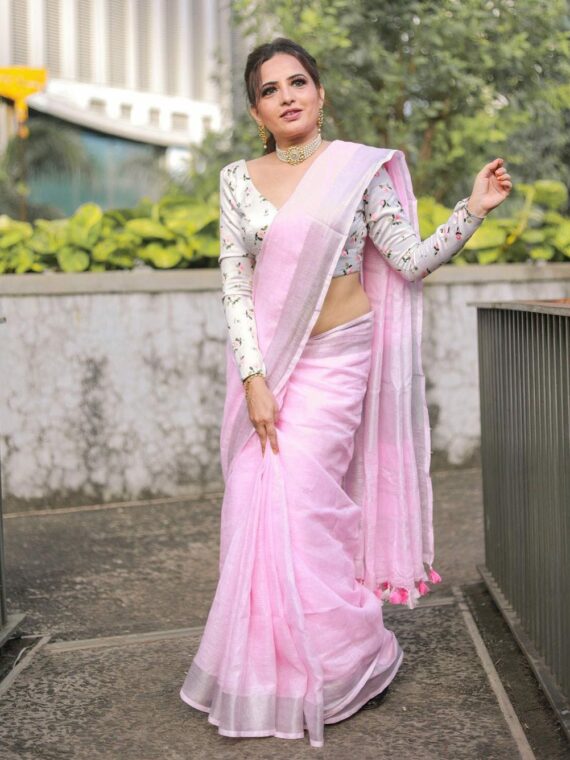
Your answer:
365;563;443;609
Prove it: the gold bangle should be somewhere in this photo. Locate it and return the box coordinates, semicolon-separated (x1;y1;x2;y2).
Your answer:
465;197;486;221
243;369;265;385
243;370;265;399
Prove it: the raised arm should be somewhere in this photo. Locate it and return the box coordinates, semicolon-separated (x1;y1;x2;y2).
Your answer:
363;166;485;281
218;166;266;382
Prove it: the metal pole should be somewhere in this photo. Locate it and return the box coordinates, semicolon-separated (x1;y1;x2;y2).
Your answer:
0;313;6;629
0;311;25;648
0;441;6;628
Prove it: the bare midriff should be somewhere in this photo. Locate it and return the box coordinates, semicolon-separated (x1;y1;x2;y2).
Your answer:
309;271;372;337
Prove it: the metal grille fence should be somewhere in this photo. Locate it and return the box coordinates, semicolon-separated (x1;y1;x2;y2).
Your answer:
473;299;570;738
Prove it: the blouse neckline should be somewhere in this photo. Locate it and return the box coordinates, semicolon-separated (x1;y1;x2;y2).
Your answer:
239;140;337;214
239;159;278;212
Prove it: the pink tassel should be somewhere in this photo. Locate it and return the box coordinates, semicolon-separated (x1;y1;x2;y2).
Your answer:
418;579;430;596
428;567;442;584
389;587;409;605
380;586;392;601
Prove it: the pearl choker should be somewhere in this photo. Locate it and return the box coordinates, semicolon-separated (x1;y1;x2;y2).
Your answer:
275;133;322;165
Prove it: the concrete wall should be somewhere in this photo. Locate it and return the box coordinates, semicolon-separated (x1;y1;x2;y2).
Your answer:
1;264;569;511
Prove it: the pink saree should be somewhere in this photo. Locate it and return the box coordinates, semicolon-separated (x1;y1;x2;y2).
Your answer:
180;140;441;747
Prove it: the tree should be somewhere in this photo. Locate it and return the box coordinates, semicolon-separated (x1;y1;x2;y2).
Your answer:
230;0;570;208
0;116;93;221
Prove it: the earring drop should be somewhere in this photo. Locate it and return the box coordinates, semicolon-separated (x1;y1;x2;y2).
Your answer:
257;122;268;150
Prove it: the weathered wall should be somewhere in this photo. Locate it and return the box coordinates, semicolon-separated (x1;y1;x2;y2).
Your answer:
421;264;570;468
1;264;568;511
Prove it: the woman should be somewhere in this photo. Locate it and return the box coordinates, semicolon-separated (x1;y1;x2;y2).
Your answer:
180;38;512;748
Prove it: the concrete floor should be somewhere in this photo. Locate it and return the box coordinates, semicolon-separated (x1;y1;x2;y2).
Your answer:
0;468;568;759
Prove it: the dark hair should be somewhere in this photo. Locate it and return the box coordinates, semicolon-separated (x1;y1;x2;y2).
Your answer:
244;37;322;154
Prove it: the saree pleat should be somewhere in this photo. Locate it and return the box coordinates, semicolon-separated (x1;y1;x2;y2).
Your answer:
180;311;404;747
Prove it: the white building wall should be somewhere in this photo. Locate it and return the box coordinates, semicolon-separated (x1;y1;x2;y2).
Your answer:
0;0;12;66
0;0;235;147
27;0;46;67
60;0;78;79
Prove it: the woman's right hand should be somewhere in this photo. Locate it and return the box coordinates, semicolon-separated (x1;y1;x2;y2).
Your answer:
245;376;280;456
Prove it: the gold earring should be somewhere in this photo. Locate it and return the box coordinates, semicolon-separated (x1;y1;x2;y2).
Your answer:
317;106;324;133
257;121;268;150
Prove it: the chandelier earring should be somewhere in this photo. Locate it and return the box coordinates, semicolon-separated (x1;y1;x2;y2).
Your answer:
257;121;268;151
317;106;324;133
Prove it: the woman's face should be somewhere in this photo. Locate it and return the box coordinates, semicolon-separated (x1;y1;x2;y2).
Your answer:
249;53;324;148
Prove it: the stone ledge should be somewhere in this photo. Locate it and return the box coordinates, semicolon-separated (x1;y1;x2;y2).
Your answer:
424;261;570;285
0;262;569;296
467;299;570;316
0;269;222;296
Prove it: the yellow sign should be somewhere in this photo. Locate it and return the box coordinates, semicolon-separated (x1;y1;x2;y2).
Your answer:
0;67;48;136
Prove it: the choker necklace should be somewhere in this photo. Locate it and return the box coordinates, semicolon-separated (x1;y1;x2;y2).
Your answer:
276;133;322;165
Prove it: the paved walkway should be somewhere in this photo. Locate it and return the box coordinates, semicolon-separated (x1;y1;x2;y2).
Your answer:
0;468;568;759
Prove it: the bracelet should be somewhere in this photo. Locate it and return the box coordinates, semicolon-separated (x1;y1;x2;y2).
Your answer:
243;370;265;399
243;369;265;385
464;197;486;221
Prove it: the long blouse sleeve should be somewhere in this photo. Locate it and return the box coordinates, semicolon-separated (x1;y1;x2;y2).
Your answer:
218;167;267;382
363;166;485;281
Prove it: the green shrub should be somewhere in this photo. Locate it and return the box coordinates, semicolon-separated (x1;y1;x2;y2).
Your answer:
0;192;220;274
418;179;570;265
1;179;569;274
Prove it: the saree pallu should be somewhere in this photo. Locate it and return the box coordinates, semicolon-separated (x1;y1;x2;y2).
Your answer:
180;310;404;747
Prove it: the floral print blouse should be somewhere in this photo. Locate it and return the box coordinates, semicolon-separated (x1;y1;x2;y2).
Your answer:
219;158;485;382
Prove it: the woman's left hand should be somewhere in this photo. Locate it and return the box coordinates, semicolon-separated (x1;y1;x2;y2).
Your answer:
467;158;513;218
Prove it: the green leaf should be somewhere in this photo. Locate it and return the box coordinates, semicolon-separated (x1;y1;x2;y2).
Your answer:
543;211;567;226
108;252;135;268
464;221;507;250
417;197;453;239
57;246;91;272
0;219;33;249
0;230;28;249
28;221;66;254
164;204;218;230
103;210;129;226
520;229;545;244
125;219;175;241
529;245;555;260
476;248;502;265
533;180;568;211
142;243;182;269
553;221;570;251
92;239;119;262
191;234;220;257
68;203;103;248
14;247;36;273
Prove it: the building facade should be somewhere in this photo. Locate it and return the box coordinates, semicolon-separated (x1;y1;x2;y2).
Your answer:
0;0;239;150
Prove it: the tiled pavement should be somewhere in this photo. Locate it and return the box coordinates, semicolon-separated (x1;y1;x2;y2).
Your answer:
0;469;568;759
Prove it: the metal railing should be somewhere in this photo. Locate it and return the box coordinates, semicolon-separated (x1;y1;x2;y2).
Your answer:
471;298;570;739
